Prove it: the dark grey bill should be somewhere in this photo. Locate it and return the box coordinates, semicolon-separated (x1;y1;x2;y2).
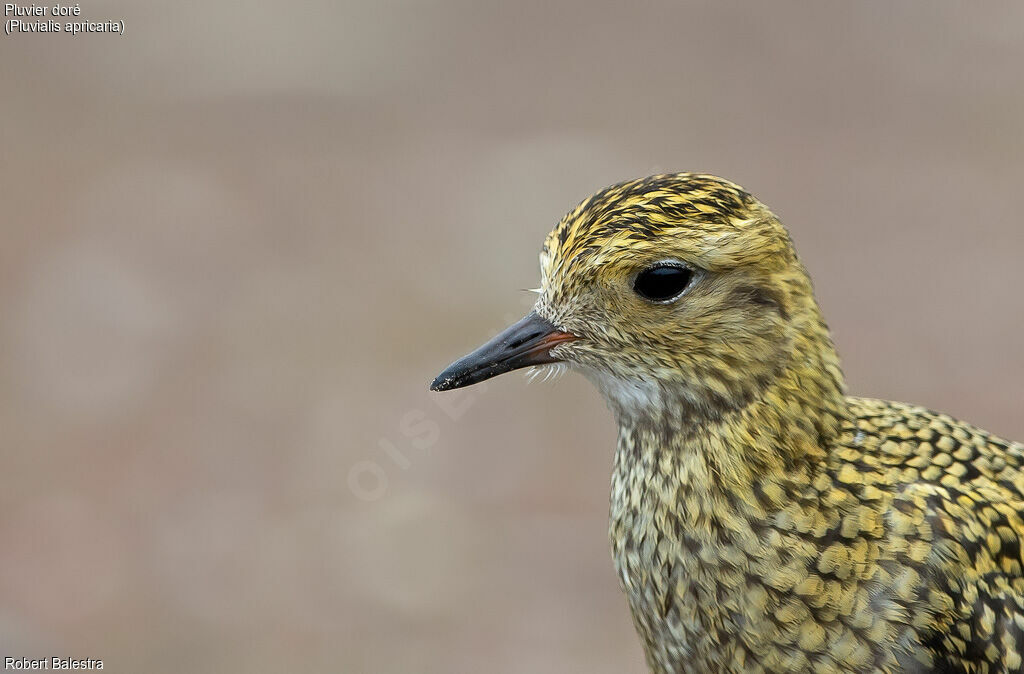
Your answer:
430;311;576;391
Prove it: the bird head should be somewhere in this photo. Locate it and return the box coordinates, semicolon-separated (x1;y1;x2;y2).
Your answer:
432;173;844;424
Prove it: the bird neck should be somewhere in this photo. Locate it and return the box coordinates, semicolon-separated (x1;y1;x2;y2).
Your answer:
610;308;849;510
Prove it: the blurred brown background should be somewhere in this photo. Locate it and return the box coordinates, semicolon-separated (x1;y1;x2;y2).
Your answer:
1;2;1023;672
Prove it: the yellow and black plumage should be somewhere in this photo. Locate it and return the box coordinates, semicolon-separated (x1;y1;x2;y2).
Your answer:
431;173;1024;673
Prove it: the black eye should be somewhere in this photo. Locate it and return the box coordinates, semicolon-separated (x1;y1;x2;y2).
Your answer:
633;264;693;303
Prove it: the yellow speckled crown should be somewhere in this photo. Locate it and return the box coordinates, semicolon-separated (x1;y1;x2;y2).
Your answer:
541;174;789;288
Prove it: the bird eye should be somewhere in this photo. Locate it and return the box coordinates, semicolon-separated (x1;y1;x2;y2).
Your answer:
633;264;693;303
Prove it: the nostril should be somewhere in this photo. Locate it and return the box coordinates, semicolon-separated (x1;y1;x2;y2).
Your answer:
507;329;544;349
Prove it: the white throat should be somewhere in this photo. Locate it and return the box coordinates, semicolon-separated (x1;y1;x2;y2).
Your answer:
583;369;665;418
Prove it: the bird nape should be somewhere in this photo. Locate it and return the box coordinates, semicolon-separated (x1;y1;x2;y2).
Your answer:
430;173;1024;673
